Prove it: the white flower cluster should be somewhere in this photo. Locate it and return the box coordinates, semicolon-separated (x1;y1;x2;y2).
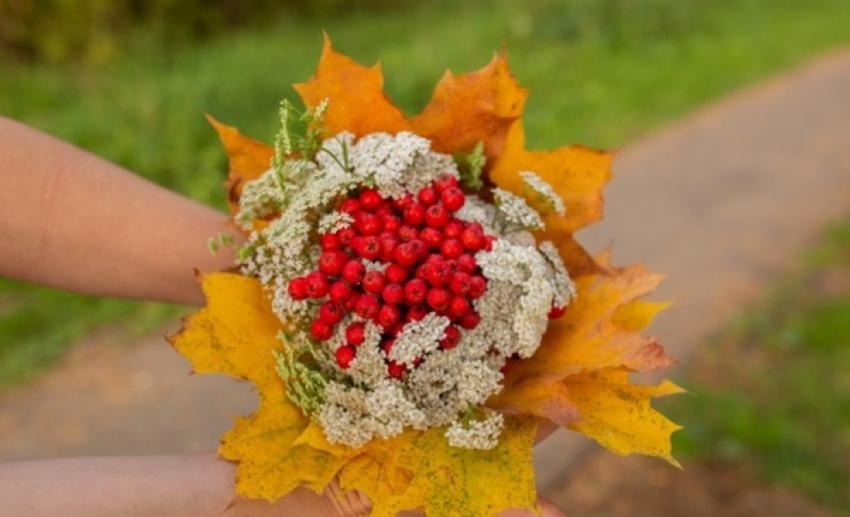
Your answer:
317;211;353;234
236;129;576;451
389;313;450;367
520;170;565;216
445;412;504;450
492;188;544;230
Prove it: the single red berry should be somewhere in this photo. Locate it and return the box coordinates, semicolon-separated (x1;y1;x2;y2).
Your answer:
426;287;451;312
392;194;414;211
287;277;308;300
483;235;496;251
305;272;329;298
376;205;395;218
434;174;459;193
457;254;477;273
447;296;470;319
449;271;472;295
415;263;430;281
311;319;333;341
404;278;428;304
338;198;361;215
352;235;381;260
548;305;566;319
362;270;386;294
377;304;401;330
425;253;443;264
379;235;398;262
318;250;348;276
460;228;483;251
440;186;466;211
469;275;487;299
440;239;464;259
398;225;419;242
318;301;344;325
407;304;429;321
381;214;402;233
337;227;356;246
341;260;365;284
418;186;439;206
335;345;356;369
355;212;382;236
386;263;408;284
320;232;341;251
408;239;429;261
403;203;425;226
329;280;352;304
359;189;384;210
466;222;484;235
345;322;366;346
424;260;451;287
443;220;464;239
459;311;481;330
394;243;419;267
425;204;450;228
439;325;461;350
355;294;380;320
420;227;444;249
382;283;404;305
387;361;407;379
381;338;395;356
343;293;359;312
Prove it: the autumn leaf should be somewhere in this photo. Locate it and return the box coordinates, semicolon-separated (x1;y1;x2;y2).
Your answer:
565;369;684;465
206;116;275;213
294;34;410;137
339;416;539;517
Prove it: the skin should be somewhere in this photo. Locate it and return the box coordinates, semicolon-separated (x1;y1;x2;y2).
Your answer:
0;117;564;516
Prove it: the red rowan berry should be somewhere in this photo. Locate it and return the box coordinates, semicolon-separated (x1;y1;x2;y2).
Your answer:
362;270;386;294
355;294;380;320
387;361;407;379
341;260;365;284
440;239;464;259
305;271;329;298
382;283;404;304
418;186;439;206
377;304;401;330
287;277;308;300
404;278;428;304
386;263;408;284
434;174;459;193
345;322;366;346
318;301;344;325
426;287;451;312
359;189;383;210
329;280;352;304
440;186;465;211
403;203;425;226
311;319;333;341
425;204;450;228
335;345;356;369
320;232;341;251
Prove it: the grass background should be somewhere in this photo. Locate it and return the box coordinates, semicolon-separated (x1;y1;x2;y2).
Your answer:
667;222;850;510
2;0;850;385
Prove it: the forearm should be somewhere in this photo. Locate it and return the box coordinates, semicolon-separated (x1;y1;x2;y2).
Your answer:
0;455;370;517
0;116;240;305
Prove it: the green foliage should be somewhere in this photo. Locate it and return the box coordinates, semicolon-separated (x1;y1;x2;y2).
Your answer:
0;0;409;65
457;142;485;192
274;340;327;415
668;221;850;508
2;0;850;388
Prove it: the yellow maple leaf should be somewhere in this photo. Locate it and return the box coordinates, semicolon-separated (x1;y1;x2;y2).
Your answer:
175;35;683;514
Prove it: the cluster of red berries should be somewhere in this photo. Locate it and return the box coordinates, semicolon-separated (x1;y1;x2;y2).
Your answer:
287;174;494;378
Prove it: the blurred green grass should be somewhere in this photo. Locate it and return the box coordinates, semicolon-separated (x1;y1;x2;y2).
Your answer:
669;221;850;509
2;0;850;386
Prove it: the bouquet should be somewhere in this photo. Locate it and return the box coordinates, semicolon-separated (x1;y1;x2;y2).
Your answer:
172;36;681;516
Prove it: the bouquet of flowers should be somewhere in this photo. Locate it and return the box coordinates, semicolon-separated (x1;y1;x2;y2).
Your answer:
172;36;681;516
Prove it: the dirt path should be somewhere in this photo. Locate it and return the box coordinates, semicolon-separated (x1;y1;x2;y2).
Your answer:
2;47;850;508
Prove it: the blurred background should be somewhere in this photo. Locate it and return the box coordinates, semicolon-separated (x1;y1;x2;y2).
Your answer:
2;0;850;515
